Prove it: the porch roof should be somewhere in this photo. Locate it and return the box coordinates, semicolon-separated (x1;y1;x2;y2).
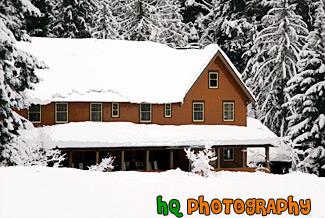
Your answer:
20;117;278;149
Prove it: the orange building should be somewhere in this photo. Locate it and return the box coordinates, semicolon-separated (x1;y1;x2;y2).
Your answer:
17;38;278;172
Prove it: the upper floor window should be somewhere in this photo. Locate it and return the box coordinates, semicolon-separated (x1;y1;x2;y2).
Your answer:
209;71;219;88
28;104;41;123
223;148;234;161
90;103;102;122
55;103;68;123
223;101;234;122
193;101;204;122
112;102;119;118
164;103;171;118
140;103;151;122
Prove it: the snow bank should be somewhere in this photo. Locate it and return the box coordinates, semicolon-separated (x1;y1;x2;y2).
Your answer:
0;166;323;218
19;117;278;148
17;37;253;104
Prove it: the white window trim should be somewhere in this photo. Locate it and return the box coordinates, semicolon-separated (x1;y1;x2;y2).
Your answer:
192;102;204;122
209;71;219;89
223;101;235;122
90;103;103;122
55;102;68;123
164;103;172;118
223;148;234;161
28;105;41;124
111;102;119;118
140;103;152;123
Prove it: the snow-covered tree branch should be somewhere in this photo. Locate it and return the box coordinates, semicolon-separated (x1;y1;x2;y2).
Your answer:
243;0;308;137
286;0;325;175
0;0;47;165
89;156;115;172
185;145;217;177
4;128;65;167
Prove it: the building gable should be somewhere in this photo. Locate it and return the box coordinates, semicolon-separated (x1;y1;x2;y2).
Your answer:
184;51;255;105
179;51;256;126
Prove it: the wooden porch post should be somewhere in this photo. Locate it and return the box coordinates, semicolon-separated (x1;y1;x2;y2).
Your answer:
170;150;174;169
146;150;150;171
69;151;73;168
95;151;99;164
242;146;247;168
265;146;270;168
217;148;221;169
121;150;126;171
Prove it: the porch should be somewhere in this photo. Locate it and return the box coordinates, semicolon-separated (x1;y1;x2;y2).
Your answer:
60;145;272;172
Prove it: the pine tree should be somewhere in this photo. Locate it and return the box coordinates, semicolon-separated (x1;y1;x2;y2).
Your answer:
286;0;325;175
91;0;119;39
186;0;255;72
180;0;209;24
0;0;47;165
24;0;55;37
113;0;186;48
243;0;308;137
292;0;315;30
50;0;98;38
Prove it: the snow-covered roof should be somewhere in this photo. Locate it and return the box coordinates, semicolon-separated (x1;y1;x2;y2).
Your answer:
17;37;255;104
20;117;278;148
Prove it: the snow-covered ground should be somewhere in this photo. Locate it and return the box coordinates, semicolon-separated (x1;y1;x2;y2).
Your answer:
0;166;324;218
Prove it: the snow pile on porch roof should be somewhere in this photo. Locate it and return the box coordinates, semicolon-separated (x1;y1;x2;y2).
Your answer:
17;37;251;104
21;117;278;148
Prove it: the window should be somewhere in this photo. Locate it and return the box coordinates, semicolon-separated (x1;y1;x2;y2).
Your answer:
209;71;218;88
112;103;119;118
140;103;151;122
55;103;68;123
223;101;234;122
28;104;41;123
223;148;234;161
164;103;172;118
193;102;204;122
90;103;102;122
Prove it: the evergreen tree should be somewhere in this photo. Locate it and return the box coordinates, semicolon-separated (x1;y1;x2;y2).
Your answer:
292;0;315;30
91;0;119;39
113;0;186;48
50;0;98;38
246;0;270;22
286;0;325;175
186;0;255;72
243;0;308;137
24;0;54;37
0;0;47;165
180;0;209;24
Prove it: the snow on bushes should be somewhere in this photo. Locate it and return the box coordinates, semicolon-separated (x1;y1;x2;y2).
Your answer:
89;156;115;172
3;129;65;167
185;145;217;177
